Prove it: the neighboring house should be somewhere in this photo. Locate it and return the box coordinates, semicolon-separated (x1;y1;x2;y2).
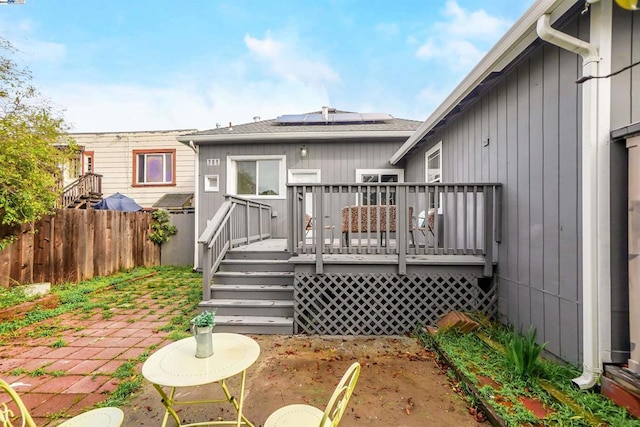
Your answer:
389;0;638;389
66;129;197;209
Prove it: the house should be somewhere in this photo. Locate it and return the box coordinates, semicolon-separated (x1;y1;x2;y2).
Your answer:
63;129;197;209
388;0;639;391
182;1;639;395
179;109;502;340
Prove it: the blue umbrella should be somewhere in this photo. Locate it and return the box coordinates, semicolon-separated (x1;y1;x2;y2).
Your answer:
93;193;143;212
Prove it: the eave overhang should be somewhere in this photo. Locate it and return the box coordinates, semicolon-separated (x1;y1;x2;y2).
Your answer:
178;130;416;145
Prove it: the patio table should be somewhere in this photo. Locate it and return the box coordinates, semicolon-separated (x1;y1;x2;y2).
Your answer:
142;333;260;427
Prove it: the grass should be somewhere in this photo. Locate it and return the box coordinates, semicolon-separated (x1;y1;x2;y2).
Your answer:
415;322;640;426
0;265;203;413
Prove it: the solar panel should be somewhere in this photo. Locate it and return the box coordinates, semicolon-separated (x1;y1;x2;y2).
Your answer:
303;114;326;123
276;114;307;124
276;112;393;125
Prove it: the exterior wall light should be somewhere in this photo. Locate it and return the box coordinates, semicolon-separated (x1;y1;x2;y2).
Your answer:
300;146;309;159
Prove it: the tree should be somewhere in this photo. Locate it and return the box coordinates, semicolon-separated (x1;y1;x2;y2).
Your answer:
0;38;77;249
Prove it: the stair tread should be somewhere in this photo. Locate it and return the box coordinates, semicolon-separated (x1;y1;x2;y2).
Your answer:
215;315;293;325
214;271;294;276
221;259;291;264
205;299;293;307
212;284;293;290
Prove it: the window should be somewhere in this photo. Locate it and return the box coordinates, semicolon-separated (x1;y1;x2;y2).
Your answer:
355;169;404;205
227;155;286;199
425;142;442;183
425;142;442;210
82;151;94;174
288;169;321;217
133;149;176;186
288;169;321;184
204;175;219;192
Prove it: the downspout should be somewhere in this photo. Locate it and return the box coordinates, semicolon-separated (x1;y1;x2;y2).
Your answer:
537;13;602;390
188;140;200;271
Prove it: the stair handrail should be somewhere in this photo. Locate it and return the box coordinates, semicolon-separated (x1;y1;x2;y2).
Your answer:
58;173;103;208
199;195;272;300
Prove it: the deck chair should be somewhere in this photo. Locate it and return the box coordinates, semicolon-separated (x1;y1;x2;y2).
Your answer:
0;378;124;427
264;362;361;427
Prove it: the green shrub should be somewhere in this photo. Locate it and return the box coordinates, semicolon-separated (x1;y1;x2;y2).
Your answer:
505;326;546;378
149;209;177;244
191;311;216;328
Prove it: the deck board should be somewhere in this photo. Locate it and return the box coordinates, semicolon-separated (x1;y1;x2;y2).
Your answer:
233;239;487;265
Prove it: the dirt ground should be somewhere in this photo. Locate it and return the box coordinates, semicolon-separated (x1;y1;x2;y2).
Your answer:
122;334;485;427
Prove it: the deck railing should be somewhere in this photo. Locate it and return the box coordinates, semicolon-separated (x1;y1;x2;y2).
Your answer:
199;195;272;299
287;183;502;275
58;173;103;208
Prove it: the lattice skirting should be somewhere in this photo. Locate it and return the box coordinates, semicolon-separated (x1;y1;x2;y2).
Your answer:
294;272;496;335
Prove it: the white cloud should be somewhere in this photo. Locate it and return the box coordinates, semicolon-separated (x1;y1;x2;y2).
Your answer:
244;32;340;86
414;0;510;70
44;79;330;133
416;38;484;71
0;17;66;63
14;27;338;132
438;0;511;40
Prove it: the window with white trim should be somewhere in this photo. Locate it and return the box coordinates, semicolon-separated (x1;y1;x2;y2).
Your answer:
133;149;175;186
425;142;442;183
288;169;321;217
288;169;321;184
204;175;219;192
355;169;404;205
425;142;442;210
227;155;286;198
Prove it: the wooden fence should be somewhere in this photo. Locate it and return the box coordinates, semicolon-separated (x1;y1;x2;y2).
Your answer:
0;209;160;287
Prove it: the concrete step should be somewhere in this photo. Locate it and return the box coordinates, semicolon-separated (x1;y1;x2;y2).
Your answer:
218;259;294;273
200;299;294;317
602;365;640;418
213;271;294;286
213;315;293;335
211;284;293;300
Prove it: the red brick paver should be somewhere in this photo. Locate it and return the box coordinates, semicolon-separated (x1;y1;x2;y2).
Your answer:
0;270;196;426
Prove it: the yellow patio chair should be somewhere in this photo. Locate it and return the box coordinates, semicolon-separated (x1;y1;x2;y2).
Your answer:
264;362;361;427
0;378;124;427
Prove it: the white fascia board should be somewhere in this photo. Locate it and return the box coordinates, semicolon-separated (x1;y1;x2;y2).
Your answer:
178;130;415;144
390;0;575;165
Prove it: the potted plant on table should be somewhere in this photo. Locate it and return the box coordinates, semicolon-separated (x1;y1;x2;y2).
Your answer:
191;311;216;358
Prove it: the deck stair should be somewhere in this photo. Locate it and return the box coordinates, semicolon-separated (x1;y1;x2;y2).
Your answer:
199;246;294;334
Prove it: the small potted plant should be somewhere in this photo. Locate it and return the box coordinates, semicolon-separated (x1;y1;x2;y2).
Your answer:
190;311;216;358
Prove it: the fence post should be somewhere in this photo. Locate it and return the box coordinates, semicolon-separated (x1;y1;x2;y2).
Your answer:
397;185;407;275
483;186;494;277
201;242;212;301
494;185;502;243
315;185;324;274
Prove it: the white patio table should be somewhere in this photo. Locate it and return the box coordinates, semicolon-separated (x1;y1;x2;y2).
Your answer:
142;333;260;427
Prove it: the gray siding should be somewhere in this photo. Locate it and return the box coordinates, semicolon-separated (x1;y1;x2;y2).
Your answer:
197;138;405;239
610;6;639;360
404;15;591;363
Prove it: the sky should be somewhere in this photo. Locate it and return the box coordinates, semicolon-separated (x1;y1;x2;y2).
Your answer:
1;0;536;133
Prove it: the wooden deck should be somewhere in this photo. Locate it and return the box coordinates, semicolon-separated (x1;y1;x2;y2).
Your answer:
232;239;488;267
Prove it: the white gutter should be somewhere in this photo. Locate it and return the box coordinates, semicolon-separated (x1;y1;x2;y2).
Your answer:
390;0;572;165
537;2;612;389
188;140;200;271
177;130;415;144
